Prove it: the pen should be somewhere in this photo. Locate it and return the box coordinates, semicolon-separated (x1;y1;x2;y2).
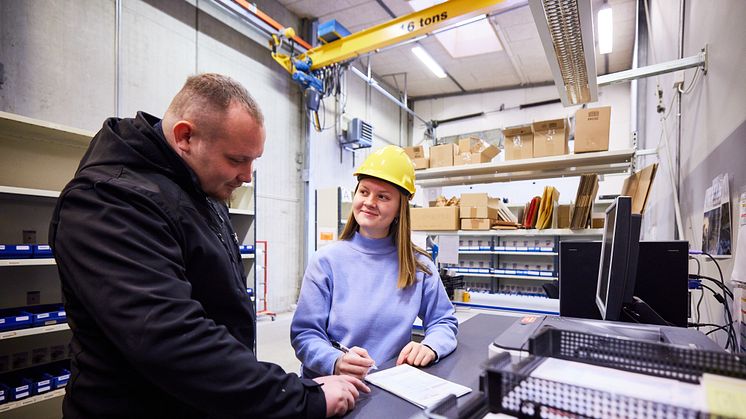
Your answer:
330;340;378;370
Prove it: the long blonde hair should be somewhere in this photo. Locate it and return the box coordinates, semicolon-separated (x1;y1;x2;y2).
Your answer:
339;180;432;288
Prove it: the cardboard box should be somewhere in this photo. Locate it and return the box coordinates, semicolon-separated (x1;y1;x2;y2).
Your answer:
574;106;611;153
404;145;425;159
458;137;482;154
591;217;605;229
411;157;429;170
556;204;571;228
411;207;459;231
532;118;568;158
461;218;492;230
454;144;500;165
429;144;458;168
460;206;498;219
460;193;490;207
502;125;534;160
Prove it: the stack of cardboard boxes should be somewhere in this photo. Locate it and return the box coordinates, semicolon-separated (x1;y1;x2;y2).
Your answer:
403;145;429;170
459;193;499;230
502;106;611;161
409;137;499;170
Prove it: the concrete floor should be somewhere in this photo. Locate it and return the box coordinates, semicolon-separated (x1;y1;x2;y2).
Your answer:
256;311;302;374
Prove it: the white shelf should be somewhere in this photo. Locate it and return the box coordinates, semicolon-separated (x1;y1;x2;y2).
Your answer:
0;258;56;267
415;149;635;187
0;111;94;147
0;323;69;340
241;254;255;259
0;388;65;413
420;229;603;236
0;185;60;198
459;250;557;256
456;272;556;281
454;293;559;315
228;208;254;216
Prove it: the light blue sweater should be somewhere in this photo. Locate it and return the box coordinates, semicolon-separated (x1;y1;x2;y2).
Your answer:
291;232;458;378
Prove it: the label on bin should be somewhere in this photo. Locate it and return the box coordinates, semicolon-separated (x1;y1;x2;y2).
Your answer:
38;385;50;393
38;380;50;386
38;313;50;319
17;246;30;250
16;316;30;321
59;374;70;381
16;391;29;398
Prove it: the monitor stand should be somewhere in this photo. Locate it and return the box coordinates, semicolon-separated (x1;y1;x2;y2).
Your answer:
490;315;722;359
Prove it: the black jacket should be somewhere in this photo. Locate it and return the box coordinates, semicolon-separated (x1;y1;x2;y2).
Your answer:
49;112;325;418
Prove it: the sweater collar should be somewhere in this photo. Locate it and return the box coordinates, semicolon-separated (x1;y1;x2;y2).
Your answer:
349;231;396;255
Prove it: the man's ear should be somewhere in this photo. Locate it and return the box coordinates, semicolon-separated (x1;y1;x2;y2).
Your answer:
172;120;194;153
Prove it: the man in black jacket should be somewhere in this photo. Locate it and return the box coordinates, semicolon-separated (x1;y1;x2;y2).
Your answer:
50;73;368;418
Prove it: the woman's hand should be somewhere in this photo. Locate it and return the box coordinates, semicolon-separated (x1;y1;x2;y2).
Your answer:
396;342;436;367
334;346;376;380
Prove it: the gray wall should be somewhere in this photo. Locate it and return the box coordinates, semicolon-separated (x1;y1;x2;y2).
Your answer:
0;0;307;312
640;0;746;347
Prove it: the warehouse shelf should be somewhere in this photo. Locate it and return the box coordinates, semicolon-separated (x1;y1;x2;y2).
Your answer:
454;272;557;281
0;388;65;413
0;111;94;148
418;228;603;236
460;250;558;256
1;323;70;341
0;259;56;267
0;185;60;199
454;292;559;315
228;208;255;216
415;148;635;187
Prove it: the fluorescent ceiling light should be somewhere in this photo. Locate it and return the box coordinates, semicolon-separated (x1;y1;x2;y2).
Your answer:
409;1;502;58
529;0;598;105
412;46;447;78
597;7;613;54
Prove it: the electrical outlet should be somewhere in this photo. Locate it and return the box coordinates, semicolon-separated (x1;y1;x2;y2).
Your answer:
22;230;37;244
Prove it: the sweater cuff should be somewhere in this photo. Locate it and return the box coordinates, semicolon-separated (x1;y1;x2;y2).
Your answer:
300;378;326;419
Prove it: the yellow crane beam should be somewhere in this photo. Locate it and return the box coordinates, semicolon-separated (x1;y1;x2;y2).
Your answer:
272;0;518;74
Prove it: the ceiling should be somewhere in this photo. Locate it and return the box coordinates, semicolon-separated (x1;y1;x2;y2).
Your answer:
276;0;637;100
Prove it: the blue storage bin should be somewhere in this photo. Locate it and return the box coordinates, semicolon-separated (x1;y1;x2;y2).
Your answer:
51;368;71;389
0;382;8;404
0;244;33;259
0;308;32;332
31;372;53;395
21;304;66;327
238;245;254;254
7;376;33;401
32;244;53;258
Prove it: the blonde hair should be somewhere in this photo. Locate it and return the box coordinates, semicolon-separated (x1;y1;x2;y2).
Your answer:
339;181;432;288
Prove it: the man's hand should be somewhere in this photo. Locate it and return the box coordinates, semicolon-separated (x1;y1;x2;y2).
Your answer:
333;346;376;380
313;375;370;417
396;342;436;367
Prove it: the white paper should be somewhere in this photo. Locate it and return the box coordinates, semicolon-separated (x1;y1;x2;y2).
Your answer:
437;235;460;264
364;364;472;409
530;358;707;412
731;191;746;285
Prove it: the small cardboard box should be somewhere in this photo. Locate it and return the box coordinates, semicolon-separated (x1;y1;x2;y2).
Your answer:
404;145;425;159
429;144;458;168
460;206;499;219
502;125;534;160
455;144;500;165
411;157;429;170
556;204;571;228
458;137;482;154
411;207;459;231
591;217;605;229
532;118;568;158
460;193;489;207
575;106;611;153
461;218;492;230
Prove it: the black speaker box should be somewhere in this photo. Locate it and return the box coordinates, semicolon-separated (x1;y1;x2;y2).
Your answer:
559;240;689;326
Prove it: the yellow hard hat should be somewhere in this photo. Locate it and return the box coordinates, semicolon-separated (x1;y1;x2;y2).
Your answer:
354;145;416;196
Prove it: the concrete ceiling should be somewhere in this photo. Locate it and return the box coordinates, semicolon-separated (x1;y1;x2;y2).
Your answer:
277;0;637;100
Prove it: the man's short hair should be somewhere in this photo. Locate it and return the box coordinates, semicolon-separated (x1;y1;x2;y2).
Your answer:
168;73;264;125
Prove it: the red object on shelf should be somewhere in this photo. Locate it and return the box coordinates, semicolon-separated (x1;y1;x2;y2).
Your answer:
255;240;276;321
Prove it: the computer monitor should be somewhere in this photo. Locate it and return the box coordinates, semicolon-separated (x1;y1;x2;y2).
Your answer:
595;196;641;321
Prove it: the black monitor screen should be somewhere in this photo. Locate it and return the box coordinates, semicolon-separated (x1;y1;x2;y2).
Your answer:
595;196;638;321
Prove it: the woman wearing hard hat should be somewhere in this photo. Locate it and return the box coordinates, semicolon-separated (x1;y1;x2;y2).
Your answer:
291;145;458;380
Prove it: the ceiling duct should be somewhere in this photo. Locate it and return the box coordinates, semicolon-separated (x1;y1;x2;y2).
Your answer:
529;0;598;106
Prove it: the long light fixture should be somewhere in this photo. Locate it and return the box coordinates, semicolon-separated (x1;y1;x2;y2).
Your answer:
598;7;613;54
411;46;447;78
529;0;598;105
